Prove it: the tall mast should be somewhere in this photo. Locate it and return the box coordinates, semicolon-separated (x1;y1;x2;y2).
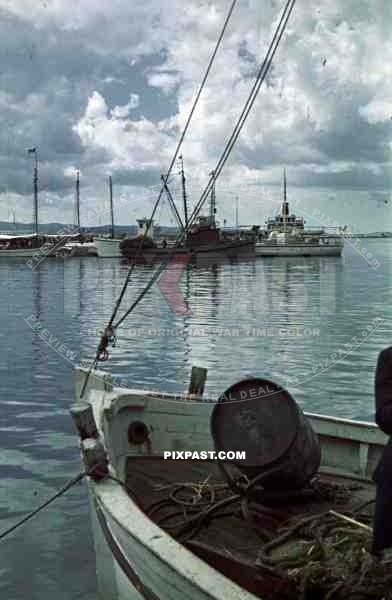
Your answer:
209;170;216;227
179;156;188;231
28;148;39;235
109;175;114;239
34;155;38;235
282;167;289;233
235;195;239;229
76;170;80;230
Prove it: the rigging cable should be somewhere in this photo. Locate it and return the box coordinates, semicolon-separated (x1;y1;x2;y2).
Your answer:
109;0;296;333
187;0;296;229
79;0;239;398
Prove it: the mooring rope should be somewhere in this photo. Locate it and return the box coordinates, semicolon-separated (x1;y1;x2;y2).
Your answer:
0;471;87;542
144;476;385;600
0;467;138;543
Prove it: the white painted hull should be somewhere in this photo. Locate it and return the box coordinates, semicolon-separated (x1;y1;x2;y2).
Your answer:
94;237;122;258
56;242;97;257
0;241;66;258
255;242;343;256
73;368;385;600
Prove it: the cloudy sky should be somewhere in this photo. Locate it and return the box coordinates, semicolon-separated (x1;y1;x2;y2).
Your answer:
0;0;391;232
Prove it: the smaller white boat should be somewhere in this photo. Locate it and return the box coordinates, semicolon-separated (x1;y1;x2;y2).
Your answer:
55;241;97;257
94;235;123;258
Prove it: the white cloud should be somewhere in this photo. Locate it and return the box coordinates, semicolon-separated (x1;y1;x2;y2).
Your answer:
110;93;140;118
359;100;392;124
64;166;80;177
74;90;174;171
0;0;391;229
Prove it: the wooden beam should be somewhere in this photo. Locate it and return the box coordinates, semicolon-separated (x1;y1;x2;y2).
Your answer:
70;402;98;439
188;366;208;396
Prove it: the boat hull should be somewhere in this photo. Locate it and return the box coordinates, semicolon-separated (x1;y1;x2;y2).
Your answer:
73;368;386;600
0;239;68;258
120;240;255;262
255;242;343;256
94;237;122;258
56;242;97;257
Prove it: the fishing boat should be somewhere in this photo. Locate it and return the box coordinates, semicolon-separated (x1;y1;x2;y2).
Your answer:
95;219;161;258
255;171;344;257
72;366;386;600
94;176;128;258
0;151;76;258
0;232;69;257
120;163;254;262
55;170;98;257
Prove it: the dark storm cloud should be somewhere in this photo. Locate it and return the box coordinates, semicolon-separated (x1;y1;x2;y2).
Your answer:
111;168;161;187
316;115;392;165
0;7;177;203
0;157;77;195
293;165;392;192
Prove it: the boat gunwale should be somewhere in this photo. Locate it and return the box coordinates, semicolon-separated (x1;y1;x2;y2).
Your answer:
90;474;258;600
75;368;385;599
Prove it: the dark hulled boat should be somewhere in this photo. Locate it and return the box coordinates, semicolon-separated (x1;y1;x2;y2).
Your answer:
120;163;255;261
120;216;254;260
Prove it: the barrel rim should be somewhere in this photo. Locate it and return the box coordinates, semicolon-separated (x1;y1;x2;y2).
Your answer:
210;376;301;469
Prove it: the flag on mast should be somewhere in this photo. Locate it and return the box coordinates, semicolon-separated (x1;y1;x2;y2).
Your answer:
27;147;36;153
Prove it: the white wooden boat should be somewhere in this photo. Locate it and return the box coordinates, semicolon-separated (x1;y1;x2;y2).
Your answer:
72;366;386;600
0;233;69;258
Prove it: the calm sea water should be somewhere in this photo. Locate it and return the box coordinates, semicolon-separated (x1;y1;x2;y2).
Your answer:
0;239;391;599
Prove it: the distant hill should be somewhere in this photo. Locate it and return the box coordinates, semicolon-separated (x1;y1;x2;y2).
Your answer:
1;222;391;238
354;232;392;238
0;222;180;236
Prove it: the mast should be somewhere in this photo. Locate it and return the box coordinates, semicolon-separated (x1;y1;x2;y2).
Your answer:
34;156;38;236
76;170;80;230
235;195;239;229
109;175;114;239
209;170;216;227
179;156;188;231
28;147;39;235
161;175;184;232
281;167;289;233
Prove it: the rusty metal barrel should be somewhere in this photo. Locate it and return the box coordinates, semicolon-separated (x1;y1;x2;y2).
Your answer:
211;377;321;491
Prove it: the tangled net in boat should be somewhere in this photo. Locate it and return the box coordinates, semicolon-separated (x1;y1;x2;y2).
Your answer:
256;510;392;600
147;477;392;600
